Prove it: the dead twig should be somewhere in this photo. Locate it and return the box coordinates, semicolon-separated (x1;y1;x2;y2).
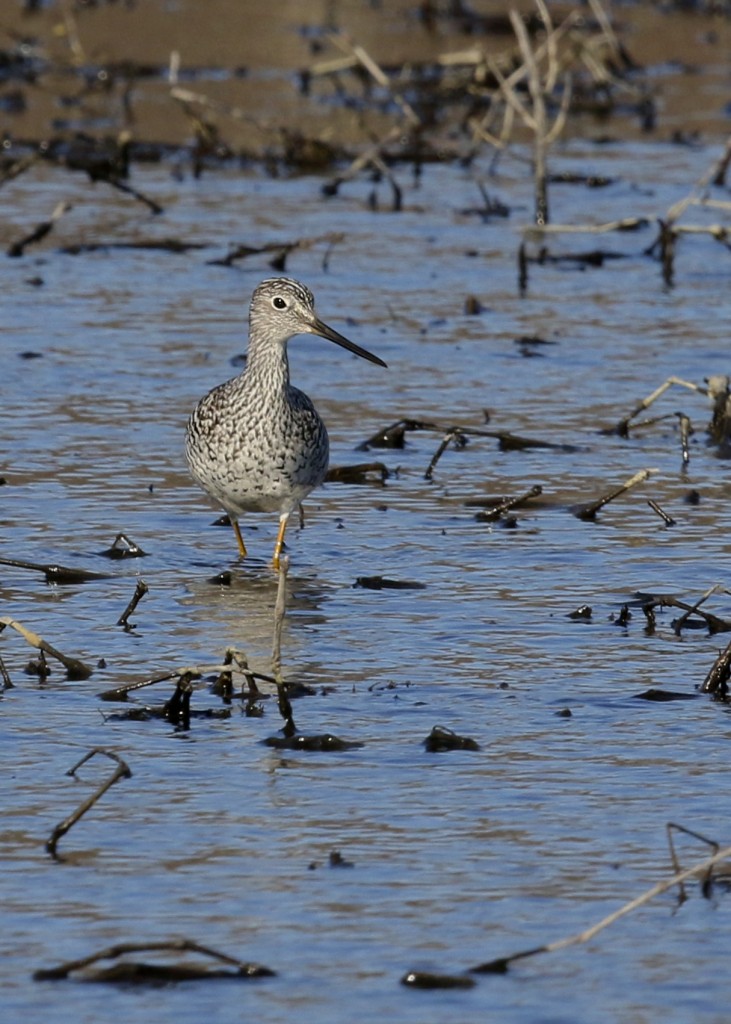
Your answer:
700;637;731;697
34;938;274;982
0;556;109;584
666;823;719;903
610;376;705;437
0;615;93;680
7;201;72;258
571;468;655;520
467;841;731;975
672;584;726;637
46;748;132;859
117;579;149;630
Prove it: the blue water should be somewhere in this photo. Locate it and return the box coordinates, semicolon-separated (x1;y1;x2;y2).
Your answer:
1;137;731;1024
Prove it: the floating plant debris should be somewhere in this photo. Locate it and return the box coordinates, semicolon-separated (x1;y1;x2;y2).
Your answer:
0;616;92;680
326;462;390;484
633;689;698;702
423;725;480;752
34;939;275;983
263;733;363;752
99;534;148;559
401;970;476;990
700;638;731;697
0;556;109;584
354;576;426;591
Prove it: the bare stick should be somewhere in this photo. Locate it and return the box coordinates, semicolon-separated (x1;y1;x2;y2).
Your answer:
424;430;466;481
647;500;675;527
328;33;421;127
666;822;719;903
523;217;649;237
474;485;543;522
34;937;272;981
666;133;731;224
323;124;403;195
510;9;548;224
117;579;149;630
672;583;724;637
678;413;691;466
700;637;731;696
0;151;40;188
0;616;92;679
572;468;655;520
46;748;132;859
97;658;279;701
0;653;13;690
471;841;731;974
611;376;705;436
7;201;72;258
170;85;269;130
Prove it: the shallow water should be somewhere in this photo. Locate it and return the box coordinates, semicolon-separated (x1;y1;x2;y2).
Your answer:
2;133;731;1024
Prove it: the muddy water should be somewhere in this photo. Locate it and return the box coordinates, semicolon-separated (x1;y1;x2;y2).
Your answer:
2;121;731;1024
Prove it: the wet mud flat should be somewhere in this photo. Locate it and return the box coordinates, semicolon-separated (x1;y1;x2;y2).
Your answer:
2;3;731;1023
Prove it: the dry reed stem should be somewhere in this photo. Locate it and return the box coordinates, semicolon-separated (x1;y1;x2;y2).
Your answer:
472;841;731;973
46;748;131;859
0;615;92;679
329;33;421;127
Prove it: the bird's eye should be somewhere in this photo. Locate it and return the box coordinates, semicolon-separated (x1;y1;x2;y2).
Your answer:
272;296;287;310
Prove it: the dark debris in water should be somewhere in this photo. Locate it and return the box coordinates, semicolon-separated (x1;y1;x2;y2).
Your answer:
423;725;480;752
263;732;363;751
326;462;390;484
354;576;426;591
633;688;698;702
33;939;275;984
0;556;110;584
568;605;593;621
469;484;544;523
401;970;476;990
99;533;148;559
700;638;731;698
356;419;439;451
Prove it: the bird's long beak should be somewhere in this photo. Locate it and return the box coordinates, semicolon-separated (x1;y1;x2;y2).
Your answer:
311;316;388;368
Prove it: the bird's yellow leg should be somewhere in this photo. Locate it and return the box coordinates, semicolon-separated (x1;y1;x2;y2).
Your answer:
272;513;289;570
232;519;247;558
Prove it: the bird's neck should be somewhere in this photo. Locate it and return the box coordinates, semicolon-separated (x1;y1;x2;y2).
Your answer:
243;337;290;394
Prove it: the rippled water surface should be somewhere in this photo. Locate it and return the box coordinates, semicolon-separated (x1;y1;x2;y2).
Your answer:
2;138;731;1024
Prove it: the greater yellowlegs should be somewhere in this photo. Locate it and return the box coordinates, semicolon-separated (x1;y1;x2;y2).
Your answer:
185;277;387;567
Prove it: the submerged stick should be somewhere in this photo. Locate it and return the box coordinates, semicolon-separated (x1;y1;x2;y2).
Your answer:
700;637;731;696
610;376;705;437
117;580;149;630
470;841;731;975
0;654;13;690
647;499;675;527
46;748;132;859
571;467;655;520
0;616;92;680
0;556;109;584
666;822;720;903
424;429;467;481
7;201;72;257
473;485;543;522
34;937;274;981
672;583;725;637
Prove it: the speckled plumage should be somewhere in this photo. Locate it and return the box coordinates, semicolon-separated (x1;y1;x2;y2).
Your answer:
185;277;386;565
